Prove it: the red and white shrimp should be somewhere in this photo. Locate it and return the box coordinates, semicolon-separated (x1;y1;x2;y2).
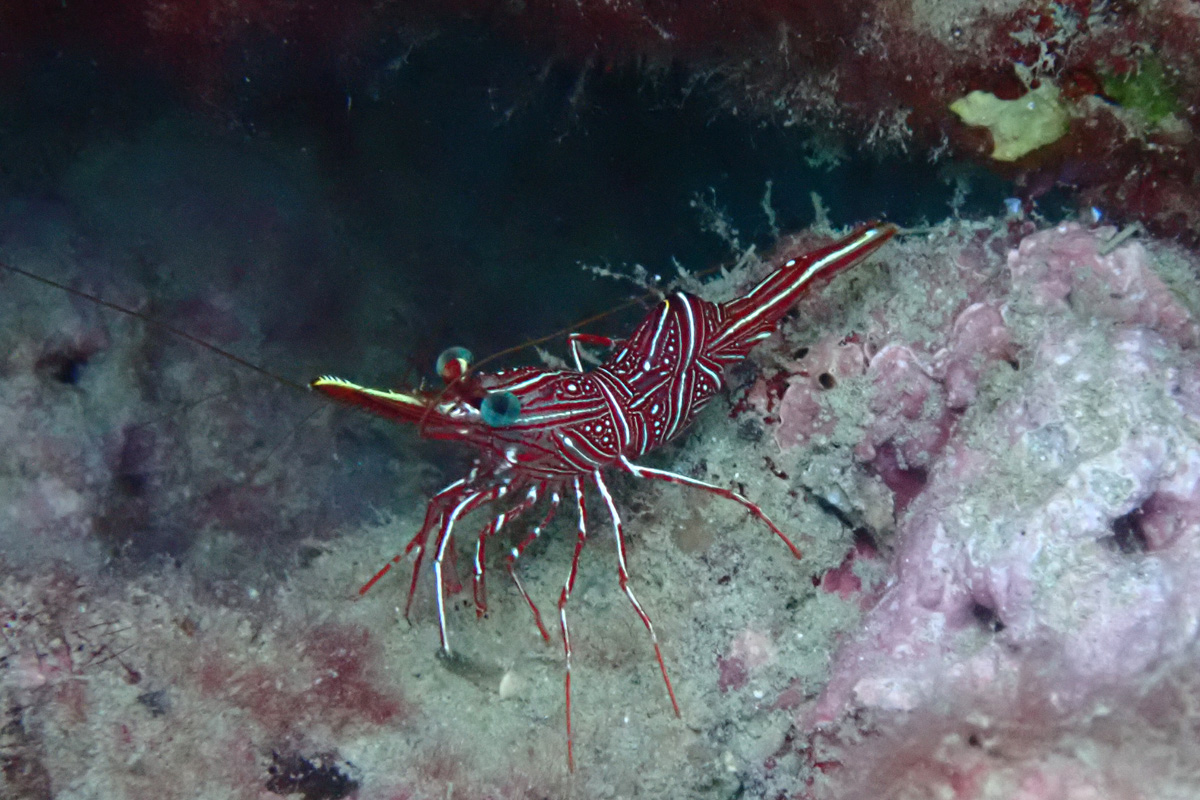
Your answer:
312;221;897;769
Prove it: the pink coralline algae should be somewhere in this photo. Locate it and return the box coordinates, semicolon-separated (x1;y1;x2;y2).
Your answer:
775;338;868;447
718;629;779;693
777;222;1200;797
1010;223;1200;349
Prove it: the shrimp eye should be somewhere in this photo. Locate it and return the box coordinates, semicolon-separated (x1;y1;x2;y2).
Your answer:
480;391;521;426
435;346;473;383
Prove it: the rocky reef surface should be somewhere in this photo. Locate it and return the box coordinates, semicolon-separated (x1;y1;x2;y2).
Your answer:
778;222;1200;799
4;214;1200;798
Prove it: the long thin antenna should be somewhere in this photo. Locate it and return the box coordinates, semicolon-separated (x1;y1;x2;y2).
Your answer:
1;259;309;393
9;221;909;395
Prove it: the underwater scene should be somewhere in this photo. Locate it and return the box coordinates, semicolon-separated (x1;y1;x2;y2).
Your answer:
2;2;1199;798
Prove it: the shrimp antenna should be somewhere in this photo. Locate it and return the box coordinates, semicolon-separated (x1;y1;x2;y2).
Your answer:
0;259;308;393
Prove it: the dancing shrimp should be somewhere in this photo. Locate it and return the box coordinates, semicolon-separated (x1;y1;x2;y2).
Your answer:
311;221;897;768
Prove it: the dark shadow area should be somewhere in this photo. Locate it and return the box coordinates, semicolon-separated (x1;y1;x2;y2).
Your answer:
1;22;1023;364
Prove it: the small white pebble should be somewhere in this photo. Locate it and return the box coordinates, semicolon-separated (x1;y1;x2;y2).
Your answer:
498;669;525;700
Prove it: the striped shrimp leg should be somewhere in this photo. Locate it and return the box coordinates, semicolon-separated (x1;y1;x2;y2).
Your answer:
617;455;802;558
427;483;508;654
472;481;547;617
357;477;471;613
557;477;589;772
504;489;563;642
553;470;684;772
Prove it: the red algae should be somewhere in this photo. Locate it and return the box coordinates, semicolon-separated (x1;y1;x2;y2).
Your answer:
301;624;407;728
196;623;406;737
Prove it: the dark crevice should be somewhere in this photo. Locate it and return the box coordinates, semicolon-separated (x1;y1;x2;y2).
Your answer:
1109;507;1149;554
35;350;89;385
970;601;1005;633
266;751;358;800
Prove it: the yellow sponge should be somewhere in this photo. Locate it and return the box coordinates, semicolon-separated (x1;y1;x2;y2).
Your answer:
949;85;1069;161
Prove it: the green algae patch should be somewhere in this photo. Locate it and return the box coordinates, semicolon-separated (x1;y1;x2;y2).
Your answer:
1102;58;1179;125
949;84;1069;161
